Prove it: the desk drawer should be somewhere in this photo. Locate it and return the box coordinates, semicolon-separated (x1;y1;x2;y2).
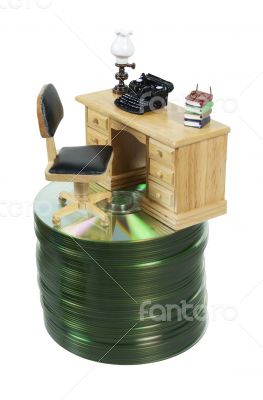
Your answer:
87;109;109;134
149;159;174;187
149;139;175;167
148;180;174;208
87;128;109;145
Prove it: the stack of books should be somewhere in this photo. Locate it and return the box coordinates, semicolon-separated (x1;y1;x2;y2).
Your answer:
184;85;213;128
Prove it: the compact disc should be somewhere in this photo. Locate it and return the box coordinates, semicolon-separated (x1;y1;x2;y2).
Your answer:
34;182;174;242
34;183;208;364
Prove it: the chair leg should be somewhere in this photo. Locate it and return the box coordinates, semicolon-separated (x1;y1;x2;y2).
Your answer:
52;203;79;226
53;184;112;227
88;192;112;203
59;191;75;203
84;202;110;225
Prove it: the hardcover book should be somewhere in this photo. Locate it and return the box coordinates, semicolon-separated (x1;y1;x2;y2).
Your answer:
184;110;211;121
185;101;214;115
185;86;213;107
184;116;211;128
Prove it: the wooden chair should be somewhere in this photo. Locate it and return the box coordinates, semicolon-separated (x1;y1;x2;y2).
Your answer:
37;84;113;226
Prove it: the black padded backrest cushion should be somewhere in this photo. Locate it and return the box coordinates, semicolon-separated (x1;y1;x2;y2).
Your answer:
37;84;64;138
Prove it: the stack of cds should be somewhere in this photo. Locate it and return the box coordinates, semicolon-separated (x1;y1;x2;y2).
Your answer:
184;85;213;129
34;182;208;365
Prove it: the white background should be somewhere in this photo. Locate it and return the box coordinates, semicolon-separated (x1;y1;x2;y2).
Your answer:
1;0;263;399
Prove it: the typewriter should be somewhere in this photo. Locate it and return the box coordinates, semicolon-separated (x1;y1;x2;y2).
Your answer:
115;73;174;115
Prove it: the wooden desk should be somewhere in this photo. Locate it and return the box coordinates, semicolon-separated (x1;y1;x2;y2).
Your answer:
76;89;230;230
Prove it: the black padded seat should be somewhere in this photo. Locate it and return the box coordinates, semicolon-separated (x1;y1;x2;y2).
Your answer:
49;145;113;175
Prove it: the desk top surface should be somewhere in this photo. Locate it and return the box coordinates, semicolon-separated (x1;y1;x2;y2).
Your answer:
76;90;230;148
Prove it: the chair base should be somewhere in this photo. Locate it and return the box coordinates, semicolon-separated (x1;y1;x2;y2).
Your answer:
52;183;111;226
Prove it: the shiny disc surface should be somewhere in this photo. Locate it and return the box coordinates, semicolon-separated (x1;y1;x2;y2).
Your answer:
34;182;174;242
34;182;208;364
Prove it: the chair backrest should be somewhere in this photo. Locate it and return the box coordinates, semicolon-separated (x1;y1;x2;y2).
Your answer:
37;84;64;138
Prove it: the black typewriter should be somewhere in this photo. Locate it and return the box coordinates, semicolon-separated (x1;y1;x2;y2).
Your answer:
115;73;174;115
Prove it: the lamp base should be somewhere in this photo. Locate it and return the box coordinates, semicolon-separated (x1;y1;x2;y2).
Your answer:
112;84;129;95
112;63;136;96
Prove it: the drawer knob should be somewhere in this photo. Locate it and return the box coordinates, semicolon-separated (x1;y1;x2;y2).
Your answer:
92;138;99;144
155;192;161;200
93;118;99;125
156;149;163;158
157;171;163;179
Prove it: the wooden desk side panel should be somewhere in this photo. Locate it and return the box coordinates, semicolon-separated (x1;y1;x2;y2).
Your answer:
175;135;228;214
